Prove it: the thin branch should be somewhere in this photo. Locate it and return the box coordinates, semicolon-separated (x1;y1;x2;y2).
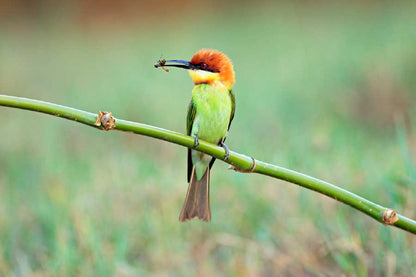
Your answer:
1;94;415;234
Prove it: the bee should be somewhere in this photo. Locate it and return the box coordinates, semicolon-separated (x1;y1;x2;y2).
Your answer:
154;58;169;72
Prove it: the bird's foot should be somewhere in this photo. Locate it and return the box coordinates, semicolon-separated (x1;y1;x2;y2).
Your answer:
191;135;199;147
220;141;230;161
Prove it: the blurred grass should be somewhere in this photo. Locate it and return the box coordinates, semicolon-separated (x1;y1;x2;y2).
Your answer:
1;1;416;276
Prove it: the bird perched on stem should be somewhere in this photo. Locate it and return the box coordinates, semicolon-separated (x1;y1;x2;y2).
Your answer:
155;49;235;221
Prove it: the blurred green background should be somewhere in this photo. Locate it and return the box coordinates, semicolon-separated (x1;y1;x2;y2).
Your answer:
1;0;416;276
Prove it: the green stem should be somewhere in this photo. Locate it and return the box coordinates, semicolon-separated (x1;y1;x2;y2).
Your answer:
1;94;415;234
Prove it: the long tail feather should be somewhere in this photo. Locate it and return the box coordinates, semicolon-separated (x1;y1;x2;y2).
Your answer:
179;166;211;222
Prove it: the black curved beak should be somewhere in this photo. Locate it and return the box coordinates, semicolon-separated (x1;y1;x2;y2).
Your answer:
154;59;193;70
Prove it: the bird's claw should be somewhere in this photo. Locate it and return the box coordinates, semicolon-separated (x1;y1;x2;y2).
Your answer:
220;141;230;161
191;135;199;147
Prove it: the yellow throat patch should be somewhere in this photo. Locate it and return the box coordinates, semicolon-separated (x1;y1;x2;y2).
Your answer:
188;70;220;85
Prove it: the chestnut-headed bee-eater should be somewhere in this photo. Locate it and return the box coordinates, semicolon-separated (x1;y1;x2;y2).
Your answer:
155;49;235;221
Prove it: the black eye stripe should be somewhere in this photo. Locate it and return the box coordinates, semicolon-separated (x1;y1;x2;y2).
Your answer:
189;62;218;72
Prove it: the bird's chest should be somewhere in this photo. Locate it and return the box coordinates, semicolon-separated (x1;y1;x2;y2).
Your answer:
192;87;231;143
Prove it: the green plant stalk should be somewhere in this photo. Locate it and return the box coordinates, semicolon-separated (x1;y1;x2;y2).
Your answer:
1;94;415;234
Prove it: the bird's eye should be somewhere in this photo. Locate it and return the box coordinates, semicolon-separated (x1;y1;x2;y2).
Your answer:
200;63;208;70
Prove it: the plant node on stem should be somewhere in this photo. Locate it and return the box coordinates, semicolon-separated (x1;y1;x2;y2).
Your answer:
95;111;115;130
383;209;399;225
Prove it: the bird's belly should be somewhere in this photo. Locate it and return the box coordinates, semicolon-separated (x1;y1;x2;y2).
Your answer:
192;103;231;144
193;115;228;143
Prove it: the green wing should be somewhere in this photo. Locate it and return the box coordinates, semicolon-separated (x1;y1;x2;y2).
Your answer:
186;99;196;136
227;89;236;131
187;99;196;182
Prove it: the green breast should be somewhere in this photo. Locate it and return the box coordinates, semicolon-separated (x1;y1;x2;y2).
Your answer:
191;83;232;144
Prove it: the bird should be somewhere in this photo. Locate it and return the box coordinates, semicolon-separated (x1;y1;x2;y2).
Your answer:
155;49;236;221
